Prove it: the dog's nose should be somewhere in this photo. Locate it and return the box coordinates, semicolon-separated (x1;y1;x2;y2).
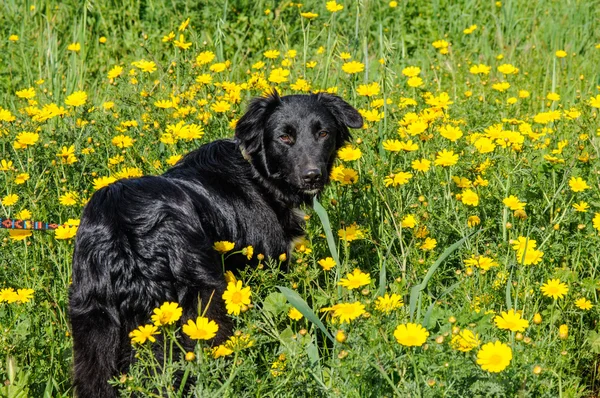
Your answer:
302;168;322;183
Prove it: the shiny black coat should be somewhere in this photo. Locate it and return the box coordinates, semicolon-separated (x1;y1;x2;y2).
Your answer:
68;92;362;397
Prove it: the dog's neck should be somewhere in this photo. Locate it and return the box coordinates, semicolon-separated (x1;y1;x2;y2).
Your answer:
237;142;313;209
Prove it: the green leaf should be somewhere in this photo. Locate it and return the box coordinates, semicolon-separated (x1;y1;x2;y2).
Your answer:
312;197;340;268
378;238;394;297
409;230;480;322
262;292;288;316
277;286;335;343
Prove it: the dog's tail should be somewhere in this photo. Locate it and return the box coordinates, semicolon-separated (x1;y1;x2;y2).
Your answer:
69;299;121;398
69;184;129;398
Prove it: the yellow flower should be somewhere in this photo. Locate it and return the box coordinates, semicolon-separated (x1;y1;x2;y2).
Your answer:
342;61;365;74
65;91;87;107
401;214;417;229
477;341;512;373
222;280;251;315
211;100;231;113
130;324;160;344
384;171;413;187
112;135;133;148
575;298;592;310
268;68;290;84
0;288;18;303
15;288;34;304
492;82;511;92
2;194;19;206
359;109;384;122
503;195;526;211
59;192;79;206
393;323;429;347
494;309;529;332
196;51;216;66
420;237;437;251
8;35;19;42
16;209;31;220
300;12;318;19
594;212;600;232
242;245;254;260
331;166;358;185
464;255;498;271
438;124;463;141
402;66;421;77
541;279;568;300
374;294;403;314
407;76;423;87
290;78;311;92
151;302;183;326
54;224;78;240
588;95;600;108
569;177;589;192
411;159;431;172
497;63;518;75
461;189;479;206
337;223;365;242
162;31;175;42
573;201;589;212
93;176;117;190
212;344;234;358
432;39;449;49
463;24;478;34
15;132;39;148
326;1;344;12
67;42;81;52
519;90;530;98
174;34;192;50
323;302;366;324
178;17;190;31
213;241;235;253
469;64;491;75
16;87;35;99
337;146;362;161
434;149;459;167
559;324;569;340
183;316;219;340
546;92;560;101
131;59;157;73
555;50;567;58
468;215;481;228
14;173;29;185
356;82;380;97
318;257;336;271
107;66;124;80
288;307;303;320
9;230;32;241
450;329;480;352
338;269;372;290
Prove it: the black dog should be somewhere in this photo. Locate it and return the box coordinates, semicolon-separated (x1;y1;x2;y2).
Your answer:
68;91;362;396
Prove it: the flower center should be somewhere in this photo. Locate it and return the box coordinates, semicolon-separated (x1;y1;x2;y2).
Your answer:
232;291;243;304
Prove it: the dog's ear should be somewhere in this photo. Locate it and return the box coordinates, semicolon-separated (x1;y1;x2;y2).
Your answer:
317;93;363;130
235;89;282;154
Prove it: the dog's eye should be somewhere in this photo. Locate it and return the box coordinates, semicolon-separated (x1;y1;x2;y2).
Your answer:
279;134;293;144
318;131;329;138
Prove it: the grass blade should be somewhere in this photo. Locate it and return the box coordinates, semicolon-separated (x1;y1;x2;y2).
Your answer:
313;197;340;267
278;286;335;343
409;230;481;321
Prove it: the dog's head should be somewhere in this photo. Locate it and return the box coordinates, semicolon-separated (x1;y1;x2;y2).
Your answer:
235;90;363;198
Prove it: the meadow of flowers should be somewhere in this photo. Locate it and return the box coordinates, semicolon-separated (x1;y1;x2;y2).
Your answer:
1;0;600;396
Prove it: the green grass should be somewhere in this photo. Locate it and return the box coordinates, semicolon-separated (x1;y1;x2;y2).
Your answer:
1;0;600;396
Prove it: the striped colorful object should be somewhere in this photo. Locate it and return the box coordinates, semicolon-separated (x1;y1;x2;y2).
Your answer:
1;219;59;230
